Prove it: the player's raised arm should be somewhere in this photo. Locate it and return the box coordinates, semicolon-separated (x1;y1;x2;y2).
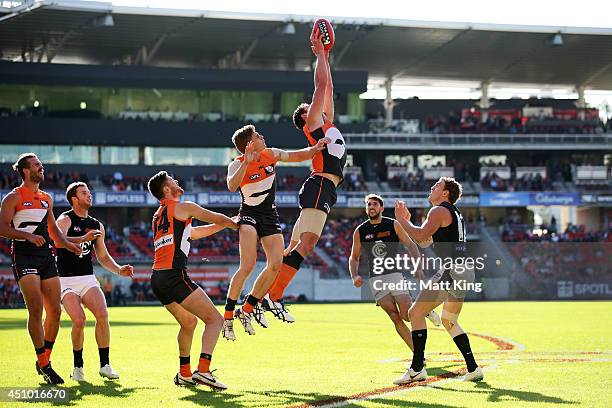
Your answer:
270;138;330;163
93;224;133;277
306;31;328;131
175;201;238;230
348;228;363;288
323;49;334;123
394;220;424;281
395;201;444;242
227;141;257;192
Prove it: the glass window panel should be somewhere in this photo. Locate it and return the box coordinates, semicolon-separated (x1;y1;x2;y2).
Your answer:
101;147;139;164
144;147;235;166
0;145;98;164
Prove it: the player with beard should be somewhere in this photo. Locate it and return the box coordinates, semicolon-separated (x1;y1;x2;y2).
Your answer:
0;153;81;384
147;171;237;389
55;182;134;382
349;194;441;384
393;177;483;384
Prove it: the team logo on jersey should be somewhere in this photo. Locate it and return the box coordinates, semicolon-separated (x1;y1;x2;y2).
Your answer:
250;174;260;180
365;233;374;240
73;226;82;232
23;202;33;206
40;200;49;208
263;165;275;175
371;241;387;258
80;241;93;256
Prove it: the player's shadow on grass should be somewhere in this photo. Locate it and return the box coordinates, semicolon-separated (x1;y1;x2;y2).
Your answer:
0;319;175;330
429;380;576;405
32;380;156;406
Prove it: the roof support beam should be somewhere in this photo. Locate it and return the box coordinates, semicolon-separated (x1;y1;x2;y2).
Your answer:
581;59;612;87
391;28;472;80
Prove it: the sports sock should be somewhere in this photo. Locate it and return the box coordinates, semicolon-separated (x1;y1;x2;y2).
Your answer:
179;356;191;377
99;347;110;367
35;346;49;368
198;353;212;373
242;294;259;314
224;298;237;319
453;333;478;372
410;329;427;372
44;339;54;360
73;349;84;368
268;250;304;301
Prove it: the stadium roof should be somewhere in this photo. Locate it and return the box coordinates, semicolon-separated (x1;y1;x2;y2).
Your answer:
2;0;612;89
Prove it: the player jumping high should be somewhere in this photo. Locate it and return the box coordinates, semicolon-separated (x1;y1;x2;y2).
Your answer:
393;177;483;384
223;125;329;339
0;153;82;384
147;171;237;389
55;182;134;382
262;29;347;322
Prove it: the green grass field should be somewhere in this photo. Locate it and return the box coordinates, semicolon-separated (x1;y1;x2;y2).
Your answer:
1;301;611;407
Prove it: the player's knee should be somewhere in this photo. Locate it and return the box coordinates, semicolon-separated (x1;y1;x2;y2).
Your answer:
408;306;424;321
72;315;86;330
182;315;198;332
93;309;109;323
298;237;317;255
204;310;224;328
399;309;410;322
46;303;62;320
267;260;282;275
237;261;256;276
388;311;403;325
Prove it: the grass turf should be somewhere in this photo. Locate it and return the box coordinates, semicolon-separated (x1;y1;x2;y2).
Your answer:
0;301;611;407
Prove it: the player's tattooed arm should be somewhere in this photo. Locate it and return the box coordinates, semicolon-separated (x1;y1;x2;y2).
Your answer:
271;138;330;162
348;228;363;288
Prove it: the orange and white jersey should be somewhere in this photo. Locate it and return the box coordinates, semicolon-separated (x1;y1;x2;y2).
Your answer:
11;185;52;255
236;148;278;213
303;120;347;182
152;199;192;271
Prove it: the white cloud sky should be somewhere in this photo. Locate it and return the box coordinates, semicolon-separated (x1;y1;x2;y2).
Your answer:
107;0;612;28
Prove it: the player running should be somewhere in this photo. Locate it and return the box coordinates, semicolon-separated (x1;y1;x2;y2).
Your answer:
0;153;81;384
349;194;441;375
147;171;238;389
262;28;347;323
55;182;134;382
393;177;483;384
223;125;329;339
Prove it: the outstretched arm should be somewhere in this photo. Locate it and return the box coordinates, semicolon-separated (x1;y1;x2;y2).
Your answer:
191;216;239;240
306;31;328;131
175;201;238;230
394;220;424;281
323;50;334;123
94;224;133;277
270;137;330;162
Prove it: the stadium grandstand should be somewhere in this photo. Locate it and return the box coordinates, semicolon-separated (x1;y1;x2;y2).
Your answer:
0;0;610;309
